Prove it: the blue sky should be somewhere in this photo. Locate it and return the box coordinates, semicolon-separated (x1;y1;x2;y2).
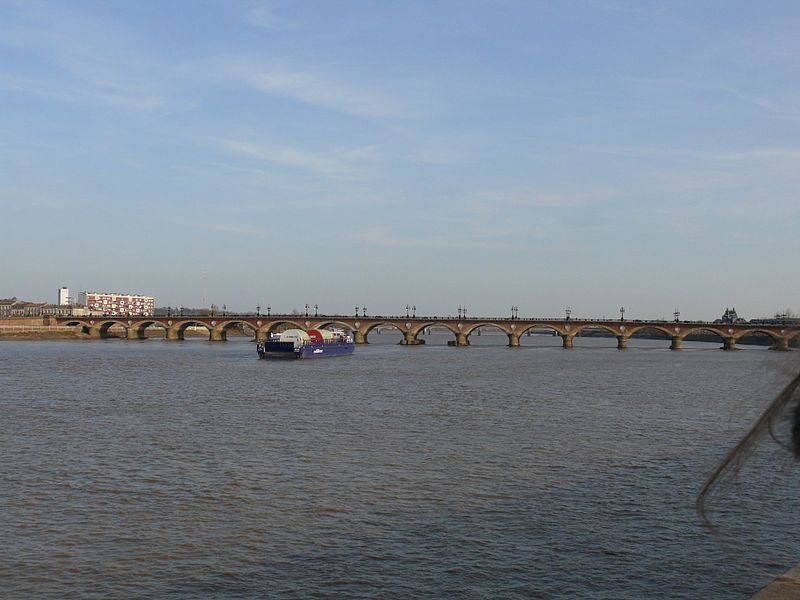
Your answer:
1;0;798;320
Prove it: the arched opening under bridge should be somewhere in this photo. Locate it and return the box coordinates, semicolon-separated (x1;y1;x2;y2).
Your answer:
413;322;460;346
571;324;620;348
98;320;128;339
627;326;673;350
175;321;212;340
735;329;779;350
132;320;168;339
363;322;405;345
220;320;258;340
466;324;512;346
519;325;562;348
681;328;727;349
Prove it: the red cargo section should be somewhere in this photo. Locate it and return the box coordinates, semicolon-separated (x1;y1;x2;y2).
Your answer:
307;329;324;344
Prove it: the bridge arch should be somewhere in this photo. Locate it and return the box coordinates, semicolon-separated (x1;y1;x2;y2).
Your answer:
463;322;515;346
518;323;562;336
626;324;675;339
97;319;129;338
173;320;213;340
361;321;407;344
311;320;356;333
680;327;727;342
733;328;780;342
217;319;258;338
130;319;168;339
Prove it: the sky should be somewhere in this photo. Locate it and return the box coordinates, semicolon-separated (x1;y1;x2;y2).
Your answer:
1;0;798;320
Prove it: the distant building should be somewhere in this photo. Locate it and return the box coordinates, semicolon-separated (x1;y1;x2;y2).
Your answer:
58;286;70;305
715;307;746;324
78;291;155;316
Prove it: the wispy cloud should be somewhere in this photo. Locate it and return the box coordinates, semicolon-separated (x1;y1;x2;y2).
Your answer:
245;1;277;28
0;6;169;111
216;138;380;179
244;66;416;118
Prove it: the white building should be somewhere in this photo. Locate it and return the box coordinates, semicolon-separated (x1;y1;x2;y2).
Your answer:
58;286;69;305
78;291;155;316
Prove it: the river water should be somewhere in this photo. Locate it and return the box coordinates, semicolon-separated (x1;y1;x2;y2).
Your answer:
1;333;799;598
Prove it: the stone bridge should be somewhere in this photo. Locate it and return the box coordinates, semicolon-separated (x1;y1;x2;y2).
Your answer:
54;315;800;351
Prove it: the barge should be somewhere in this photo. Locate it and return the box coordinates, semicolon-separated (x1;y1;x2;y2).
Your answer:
257;328;355;359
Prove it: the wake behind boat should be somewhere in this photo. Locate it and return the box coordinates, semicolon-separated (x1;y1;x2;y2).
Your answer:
257;328;355;359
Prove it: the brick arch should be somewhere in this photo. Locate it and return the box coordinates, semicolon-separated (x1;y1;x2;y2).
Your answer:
217;319;257;335
517;323;564;336
409;321;461;338
626;324;675;338
361;321;407;343
733;328;780;342
173;320;213;336
463;322;513;338
679;327;727;341
129;319;168;338
571;323;621;337
311;320;357;332
97;319;130;337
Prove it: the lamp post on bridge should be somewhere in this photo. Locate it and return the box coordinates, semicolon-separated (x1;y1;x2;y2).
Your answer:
267;305;271;316
619;306;625;322
565;306;571;321
314;304;318;317
305;303;309;317
406;304;410;318
167;306;171;317
362;306;367;317
256;305;260;317
355;305;359;317
412;305;416;318
674;308;680;323
458;305;463;320
223;304;226;317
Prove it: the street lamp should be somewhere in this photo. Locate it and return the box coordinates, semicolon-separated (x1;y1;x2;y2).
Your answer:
167;306;171;317
619;306;625;322
223;304;226;317
565;306;571;321
458;305;463;320
257;305;260;317
314;304;318;317
267;305;271;316
305;303;309;317
674;308;680;323
412;304;416;318
463;306;467;319
355;305;359;317
362;306;367;317
406;304;410;318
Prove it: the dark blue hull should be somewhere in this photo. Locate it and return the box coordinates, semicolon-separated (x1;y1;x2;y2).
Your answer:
258;341;355;359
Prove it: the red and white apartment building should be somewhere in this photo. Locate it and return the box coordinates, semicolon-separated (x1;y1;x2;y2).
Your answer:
79;292;155;316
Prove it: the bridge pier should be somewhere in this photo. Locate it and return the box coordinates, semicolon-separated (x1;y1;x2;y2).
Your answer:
507;333;520;347
126;327;144;340
773;337;790;351
670;336;683;351
562;335;574;349
88;326;103;339
354;331;367;344
210;329;227;342
456;333;470;346
402;331;420;345
616;335;628;350
166;327;182;341
723;337;737;351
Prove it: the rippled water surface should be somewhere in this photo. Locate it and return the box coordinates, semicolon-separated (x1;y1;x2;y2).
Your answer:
1;334;798;598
